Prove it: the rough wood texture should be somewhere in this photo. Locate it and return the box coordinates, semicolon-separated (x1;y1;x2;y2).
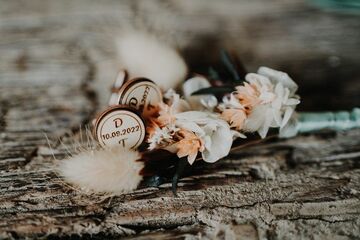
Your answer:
0;0;359;239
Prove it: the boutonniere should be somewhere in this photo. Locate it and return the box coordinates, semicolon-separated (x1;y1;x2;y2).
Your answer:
58;31;360;195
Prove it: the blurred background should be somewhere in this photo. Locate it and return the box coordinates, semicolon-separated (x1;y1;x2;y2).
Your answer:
0;0;359;114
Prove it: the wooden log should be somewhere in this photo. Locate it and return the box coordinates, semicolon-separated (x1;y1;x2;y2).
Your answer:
0;0;359;239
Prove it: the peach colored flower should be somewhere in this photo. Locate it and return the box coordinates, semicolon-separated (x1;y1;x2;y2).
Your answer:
220;108;247;130
235;82;260;110
163;89;191;113
176;130;205;165
218;67;300;139
242;67;300;138
245;73;276;104
218;93;249;131
151;89;192;127
146;119;160;139
156;102;176;127
146;89;193;151
174;111;234;163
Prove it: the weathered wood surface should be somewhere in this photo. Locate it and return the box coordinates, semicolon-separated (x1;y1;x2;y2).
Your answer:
0;0;359;239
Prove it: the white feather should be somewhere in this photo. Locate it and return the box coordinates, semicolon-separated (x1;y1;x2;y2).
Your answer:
116;31;187;90
59;147;144;194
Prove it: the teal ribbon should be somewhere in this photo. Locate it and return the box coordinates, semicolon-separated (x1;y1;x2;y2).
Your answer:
280;108;360;138
310;0;360;14
298;108;360;133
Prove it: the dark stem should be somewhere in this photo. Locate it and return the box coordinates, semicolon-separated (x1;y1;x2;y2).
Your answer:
172;157;189;196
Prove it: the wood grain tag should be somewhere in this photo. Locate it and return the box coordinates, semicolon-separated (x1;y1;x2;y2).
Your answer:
118;78;162;116
94;106;145;149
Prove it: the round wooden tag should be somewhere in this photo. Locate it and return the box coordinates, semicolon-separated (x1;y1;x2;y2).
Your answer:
117;78;162;115
94;106;145;149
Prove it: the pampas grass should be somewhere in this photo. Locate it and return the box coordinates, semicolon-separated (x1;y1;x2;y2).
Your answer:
55;128;144;194
59;147;143;194
116;31;187;90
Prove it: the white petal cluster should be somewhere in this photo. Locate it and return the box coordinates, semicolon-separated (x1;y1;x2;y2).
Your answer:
147;66;300;165
147;124;179;150
148;87;234;164
182;76;218;111
244;67;300;138
174;111;233;163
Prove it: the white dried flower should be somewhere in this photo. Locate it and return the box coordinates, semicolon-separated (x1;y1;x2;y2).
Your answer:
174;111;233;163
243;67;300;138
147;124;179;150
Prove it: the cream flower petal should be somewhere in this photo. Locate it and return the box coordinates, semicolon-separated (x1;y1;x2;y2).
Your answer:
259;91;276;104
164;88;178;100
275;82;284;96
244;105;267;132
182;76;214;110
203;135;212;150
202;121;219;132
182;76;211;97
187;153;197;165
200;95;218;110
220;94;244;109
283;88;290;104
175;111;209;120
175;120;205;135
286;98;301;106
258;66;298;94
201;121;233;163
281;107;294;128
273;108;283;126
272;83;284;109
231;130;247;139
279;112;299;138
164;89;192;113
258;108;273;138
246;73;272;86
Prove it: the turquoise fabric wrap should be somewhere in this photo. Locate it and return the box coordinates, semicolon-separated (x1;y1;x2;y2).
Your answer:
279;108;360;138
298;108;360;133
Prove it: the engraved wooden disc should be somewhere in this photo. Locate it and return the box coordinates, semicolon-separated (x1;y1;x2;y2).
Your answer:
94;106;145;149
117;78;162;115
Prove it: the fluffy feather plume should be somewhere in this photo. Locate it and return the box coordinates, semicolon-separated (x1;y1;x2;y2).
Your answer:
59;147;144;194
116;31;187;90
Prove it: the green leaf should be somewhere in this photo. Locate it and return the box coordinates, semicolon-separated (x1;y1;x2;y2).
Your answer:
221;50;241;83
191;86;235;96
208;67;220;80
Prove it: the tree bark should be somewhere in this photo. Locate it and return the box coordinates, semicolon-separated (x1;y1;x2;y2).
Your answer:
0;0;359;239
